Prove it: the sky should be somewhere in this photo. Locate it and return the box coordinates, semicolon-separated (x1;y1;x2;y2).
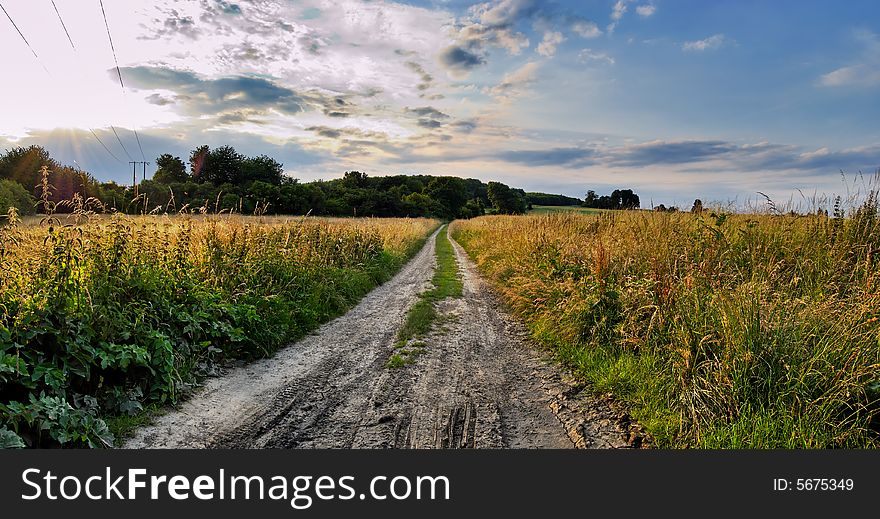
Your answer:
1;0;879;207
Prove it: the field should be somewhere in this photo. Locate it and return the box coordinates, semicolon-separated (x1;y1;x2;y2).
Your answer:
529;205;606;215
0;209;437;448
451;205;880;448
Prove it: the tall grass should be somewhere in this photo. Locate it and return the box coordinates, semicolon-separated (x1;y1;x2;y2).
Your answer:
451;198;880;448
0;196;437;448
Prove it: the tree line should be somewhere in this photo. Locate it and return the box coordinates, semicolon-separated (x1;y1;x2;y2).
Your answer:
0;144;647;218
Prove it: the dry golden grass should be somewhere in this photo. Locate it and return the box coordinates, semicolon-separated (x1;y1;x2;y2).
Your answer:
452;209;880;448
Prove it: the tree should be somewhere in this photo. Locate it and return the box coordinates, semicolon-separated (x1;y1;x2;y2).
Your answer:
691;199;704;214
342;170;369;188
487;181;527;215
584;190;598;207
424;176;467;219
240;155;283;186
615;189;640;209
0;178;34;215
153;154;189;184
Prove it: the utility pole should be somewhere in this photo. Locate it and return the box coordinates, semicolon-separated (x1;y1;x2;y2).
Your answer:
129;161;150;198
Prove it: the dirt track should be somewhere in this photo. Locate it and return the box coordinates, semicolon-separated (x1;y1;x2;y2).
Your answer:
125;227;641;449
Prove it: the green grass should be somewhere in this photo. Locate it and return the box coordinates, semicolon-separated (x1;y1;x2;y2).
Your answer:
529;205;606;215
387;225;462;368
0;213;438;448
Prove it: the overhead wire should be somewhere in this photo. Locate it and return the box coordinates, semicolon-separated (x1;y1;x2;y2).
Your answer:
0;2;50;74
45;0;125;165
50;0;74;50
98;0;146;162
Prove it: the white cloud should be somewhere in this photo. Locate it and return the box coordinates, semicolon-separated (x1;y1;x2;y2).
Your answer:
611;0;629;21
682;34;726;52
819;30;880;87
572;20;602;39
488;61;541;100
536;31;565;57
636;4;656;17
578;49;615;65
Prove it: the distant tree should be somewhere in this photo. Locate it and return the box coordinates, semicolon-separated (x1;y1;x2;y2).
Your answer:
424;176;467;219
206;146;243;185
0;178;34;215
584;190;598;207
487;181;527;215
342;170;369;188
618;189;640;209
691;199;704;214
240;155;283;186
460;198;485;219
527;192;582;206
153;154;189;184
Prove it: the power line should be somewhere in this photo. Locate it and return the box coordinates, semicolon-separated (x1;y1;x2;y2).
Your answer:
89;129;124;163
0;2;49;74
99;0;124;91
48;1;126;165
133;129;146;162
99;0;145;162
109;125;133;161
50;0;74;50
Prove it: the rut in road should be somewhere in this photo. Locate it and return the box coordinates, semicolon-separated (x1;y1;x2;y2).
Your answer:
125;227;642;449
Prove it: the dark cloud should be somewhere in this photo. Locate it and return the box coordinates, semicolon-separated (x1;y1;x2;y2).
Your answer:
499;147;598;167
306;126;342;139
438;46;486;73
608;140;736;167
405;61;434;91
215;110;267;125
304;126;388;142
405;106;450;119
451;120;477;133
122;66;306;115
216;0;242;15
495;139;880;174
417;119;444;129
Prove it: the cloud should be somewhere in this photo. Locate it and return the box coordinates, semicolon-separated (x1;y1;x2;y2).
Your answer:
405;61;434;92
819;30;880;87
405;107;450;119
611;1;629;21
536;32;565;57
122;66;305;114
607;140;736;166
572;19;602;39
606;0;628;33
488;61;541;100
635;4;656;18
439;0;545;75
682;34;726;52
493;139;880;174
499;147;597;167
578;49;615;65
215;1;242;16
451;120;478;133
472;0;540;27
141;8;200;40
438;45;486;75
417;119;445;129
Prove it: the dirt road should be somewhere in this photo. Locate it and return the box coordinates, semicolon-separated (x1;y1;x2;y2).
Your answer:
125;227;640;449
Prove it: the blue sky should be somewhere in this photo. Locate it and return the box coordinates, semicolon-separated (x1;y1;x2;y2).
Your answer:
1;0;878;207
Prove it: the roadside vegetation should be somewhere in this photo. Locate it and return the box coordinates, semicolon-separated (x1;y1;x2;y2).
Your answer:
452;196;880;448
388;226;462;368
0;184;437;448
